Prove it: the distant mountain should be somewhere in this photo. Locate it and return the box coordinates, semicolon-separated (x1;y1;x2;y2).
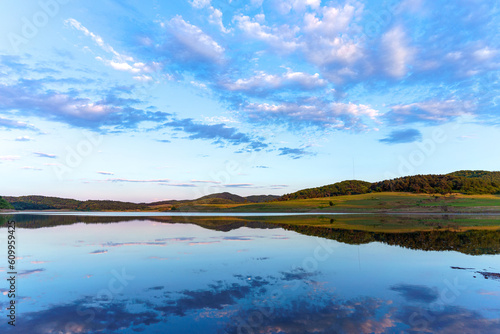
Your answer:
194;192;280;204
279;170;500;201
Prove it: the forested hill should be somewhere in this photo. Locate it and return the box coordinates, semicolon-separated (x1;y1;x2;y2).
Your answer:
2;195;149;211
279;170;500;201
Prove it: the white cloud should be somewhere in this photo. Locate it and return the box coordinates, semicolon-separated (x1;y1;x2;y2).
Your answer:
66;18;159;76
234;15;301;52
221;70;326;92
133;74;153;82
275;0;321;14
190;0;211;9
387;100;475;124
209;7;231;33
15;136;33;141
243;99;379;129
381;26;415;78
169;16;225;63
304;4;356;36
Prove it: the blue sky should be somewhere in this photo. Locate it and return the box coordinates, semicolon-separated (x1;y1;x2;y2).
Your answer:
0;0;499;202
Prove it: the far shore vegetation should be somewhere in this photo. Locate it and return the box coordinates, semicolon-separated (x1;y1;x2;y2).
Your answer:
1;170;499;213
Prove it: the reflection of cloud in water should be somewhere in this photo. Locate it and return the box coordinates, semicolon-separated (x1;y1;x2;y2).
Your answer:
396;305;500;334
147;256;176;260
281;267;318;281
221;236;253;241
390;284;439;303
225;297;397;334
102;241;167;247
154;237;195;242
2;274;499;334
0;297;160;334
477;289;500;296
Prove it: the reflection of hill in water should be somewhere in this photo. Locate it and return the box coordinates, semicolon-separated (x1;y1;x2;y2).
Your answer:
2;214;499;255
0;214;280;232
279;223;500;255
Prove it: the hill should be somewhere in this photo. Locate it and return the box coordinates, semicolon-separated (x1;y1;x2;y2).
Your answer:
3;192;279;211
3;195;148;211
279;170;500;201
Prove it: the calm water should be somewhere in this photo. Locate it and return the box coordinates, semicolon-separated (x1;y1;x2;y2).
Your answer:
1;215;499;333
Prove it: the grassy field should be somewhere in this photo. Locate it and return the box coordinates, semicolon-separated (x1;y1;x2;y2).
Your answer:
168;192;500;213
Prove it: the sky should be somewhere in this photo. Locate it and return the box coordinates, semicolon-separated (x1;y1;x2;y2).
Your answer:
0;0;499;202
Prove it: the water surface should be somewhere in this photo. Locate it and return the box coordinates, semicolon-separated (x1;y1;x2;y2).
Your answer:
1;215;499;333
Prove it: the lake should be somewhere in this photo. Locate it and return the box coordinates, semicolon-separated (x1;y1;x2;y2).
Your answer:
1;214;499;333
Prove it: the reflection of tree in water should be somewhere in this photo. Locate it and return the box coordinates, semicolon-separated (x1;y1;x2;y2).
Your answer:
279;224;500;255
3;214;500;255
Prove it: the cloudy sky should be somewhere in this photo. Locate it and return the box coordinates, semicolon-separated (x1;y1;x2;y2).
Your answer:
0;0;499;202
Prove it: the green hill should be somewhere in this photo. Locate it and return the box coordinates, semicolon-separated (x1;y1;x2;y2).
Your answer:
280;180;373;201
280;170;500;201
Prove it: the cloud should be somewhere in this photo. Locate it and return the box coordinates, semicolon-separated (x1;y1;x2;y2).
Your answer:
33;152;57;159
0;156;21;161
224;183;255;188
89;249;108;254
385;99;475;125
97;171;114;175
0;116;39;132
20;166;43;171
278;147;314;159
163;118;268;151
220;70;327;95
167;16;225;64
242;99;379;130
303;4;357;36
379;129;422;144
191;180;221;184
190;0;211;9
0;80;171;130
103;178;170;183
381;26;415;78
18;269;45;277
234;14;301;53
65;19;161;77
15;136;33;141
